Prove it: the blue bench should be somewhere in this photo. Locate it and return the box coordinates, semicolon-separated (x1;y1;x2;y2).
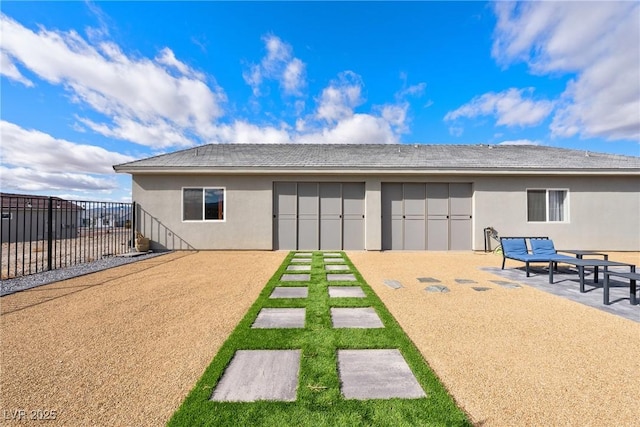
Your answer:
500;237;574;277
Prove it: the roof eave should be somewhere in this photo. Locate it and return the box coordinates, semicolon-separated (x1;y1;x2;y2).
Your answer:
113;166;640;176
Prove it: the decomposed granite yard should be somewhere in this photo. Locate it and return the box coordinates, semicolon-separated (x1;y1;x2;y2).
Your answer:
1;250;639;426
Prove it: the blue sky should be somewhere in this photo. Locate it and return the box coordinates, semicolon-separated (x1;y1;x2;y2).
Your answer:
1;1;638;202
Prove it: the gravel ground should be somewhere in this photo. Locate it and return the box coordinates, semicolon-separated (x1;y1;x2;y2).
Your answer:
1;251;166;296
1;250;638;426
347;251;640;427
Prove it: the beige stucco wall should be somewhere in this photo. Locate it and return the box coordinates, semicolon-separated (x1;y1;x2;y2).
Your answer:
474;175;640;251
131;173;639;252
133;174;273;250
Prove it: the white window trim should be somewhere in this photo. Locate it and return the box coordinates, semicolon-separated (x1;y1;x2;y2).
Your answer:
526;188;570;223
181;186;226;223
1;212;12;220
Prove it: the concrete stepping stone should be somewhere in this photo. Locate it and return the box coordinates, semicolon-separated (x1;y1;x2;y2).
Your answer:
270;287;308;299
472;287;492;292
323;252;342;257
383;279;403;289
455;278;477;284
281;274;310;282
287;265;311;271
211;350;301;402
324;258;345;264
490;280;521;289
424;285;449;293
417;277;441;283
331;307;383;328
327;273;357;282
328;286;366;298
252;308;305;328
325;264;350;271
290;258;312;263
337;349;426;400
293;252;313;257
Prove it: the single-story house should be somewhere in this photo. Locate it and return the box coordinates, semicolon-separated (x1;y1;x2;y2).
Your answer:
1;193;83;243
113;144;640;252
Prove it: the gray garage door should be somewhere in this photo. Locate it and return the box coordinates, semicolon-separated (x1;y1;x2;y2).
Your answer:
382;183;472;250
273;182;365;250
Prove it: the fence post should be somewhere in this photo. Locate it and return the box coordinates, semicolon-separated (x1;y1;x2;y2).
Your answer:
131;201;136;251
47;197;53;271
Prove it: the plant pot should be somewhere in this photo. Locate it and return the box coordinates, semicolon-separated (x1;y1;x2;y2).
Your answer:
135;237;149;252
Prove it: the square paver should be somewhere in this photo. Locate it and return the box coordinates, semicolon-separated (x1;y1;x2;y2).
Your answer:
472;287;492;292
270;287;308;299
455;278;477;284
324;258;345;263
383;279;403;289
211;350;301;402
252;308;306;328
338;349;426;399
417;277;441;283
287;265;311;271
327;273;357;282
490;280;521;289
294;252;313;257
290;258;312;263
323;252;342;257
328;286;366;298
281;274;310;282
424;285;450;293
325;264;350;271
331;307;383;328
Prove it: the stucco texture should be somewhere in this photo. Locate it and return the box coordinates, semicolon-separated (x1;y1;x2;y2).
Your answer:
1;250;638;426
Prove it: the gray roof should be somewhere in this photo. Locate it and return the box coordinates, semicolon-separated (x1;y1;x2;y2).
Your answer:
113;143;640;173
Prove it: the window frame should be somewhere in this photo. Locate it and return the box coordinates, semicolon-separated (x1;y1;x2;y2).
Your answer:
181;187;226;222
526;188;569;223
1;212;12;220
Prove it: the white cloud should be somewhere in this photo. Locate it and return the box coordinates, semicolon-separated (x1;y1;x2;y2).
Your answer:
0;51;33;87
444;88;554;127
0;121;135;173
210;120;292;144
243;34;306;97
316;71;364;122
0;121;133;193
449;126;463;137
492;2;640;140
78;116;194;148
297;114;398;145
0;13;226;148
0;166;119;192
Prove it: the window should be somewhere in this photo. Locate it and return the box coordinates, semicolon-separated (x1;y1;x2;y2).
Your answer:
1;212;12;220
183;188;225;221
527;189;568;222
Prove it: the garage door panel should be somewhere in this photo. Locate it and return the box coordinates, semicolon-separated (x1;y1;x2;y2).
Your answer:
450;183;472;216
404;219;426;250
450;217;471;250
428;217;449;250
343;218;364;250
382;183;403;250
273;182;364;250
273;183;298;250
427;184;449;215
403;183;426;217
342;183;365;250
319;183;342;250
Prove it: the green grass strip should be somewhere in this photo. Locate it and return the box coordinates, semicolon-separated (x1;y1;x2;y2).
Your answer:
168;252;470;426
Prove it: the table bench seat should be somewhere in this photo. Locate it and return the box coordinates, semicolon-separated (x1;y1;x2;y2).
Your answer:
603;271;639;305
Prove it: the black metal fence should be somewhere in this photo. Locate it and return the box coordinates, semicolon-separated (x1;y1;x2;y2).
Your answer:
1;194;135;279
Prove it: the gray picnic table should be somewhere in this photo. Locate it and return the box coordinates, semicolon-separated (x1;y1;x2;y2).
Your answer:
547;258;635;293
558;250;609;260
